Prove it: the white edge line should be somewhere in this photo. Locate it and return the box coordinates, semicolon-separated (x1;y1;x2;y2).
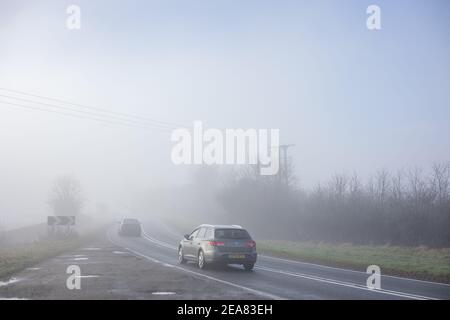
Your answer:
255;266;437;300
142;232;177;250
148;221;450;287
139;227;442;300
107;229;284;300
259;254;450;287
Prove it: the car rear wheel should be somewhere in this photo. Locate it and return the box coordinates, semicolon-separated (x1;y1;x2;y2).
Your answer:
197;250;207;269
244;263;254;271
178;247;186;264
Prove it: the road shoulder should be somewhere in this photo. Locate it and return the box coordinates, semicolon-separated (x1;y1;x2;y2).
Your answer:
0;236;263;300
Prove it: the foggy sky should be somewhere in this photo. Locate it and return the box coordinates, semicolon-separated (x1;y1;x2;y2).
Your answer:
1;0;449;228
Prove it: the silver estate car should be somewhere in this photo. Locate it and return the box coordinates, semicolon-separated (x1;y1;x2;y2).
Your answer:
178;224;257;271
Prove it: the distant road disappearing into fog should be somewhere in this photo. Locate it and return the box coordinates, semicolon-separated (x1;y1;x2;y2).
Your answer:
107;220;450;300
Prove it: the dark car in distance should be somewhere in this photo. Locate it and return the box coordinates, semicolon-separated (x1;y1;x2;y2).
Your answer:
118;218;142;237
178;224;257;271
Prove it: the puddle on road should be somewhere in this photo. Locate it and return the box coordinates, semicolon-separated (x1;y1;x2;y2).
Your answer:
152;292;176;295
82;247;102;251
113;251;128;254
26;268;41;271
73;257;89;261
0;278;21;287
0;297;28;300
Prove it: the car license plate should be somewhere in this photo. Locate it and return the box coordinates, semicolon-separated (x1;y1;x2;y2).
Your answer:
229;254;245;259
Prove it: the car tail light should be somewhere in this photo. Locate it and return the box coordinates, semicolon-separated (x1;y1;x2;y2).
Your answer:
209;241;225;246
246;240;256;248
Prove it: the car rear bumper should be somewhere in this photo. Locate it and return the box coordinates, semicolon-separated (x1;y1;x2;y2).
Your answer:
204;251;257;265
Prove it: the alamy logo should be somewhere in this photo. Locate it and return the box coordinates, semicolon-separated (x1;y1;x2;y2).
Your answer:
366;265;381;290
171;121;280;175
66;265;81;290
66;5;81;30
366;5;381;30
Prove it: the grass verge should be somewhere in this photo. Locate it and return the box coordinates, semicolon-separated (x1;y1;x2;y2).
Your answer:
0;231;103;281
257;240;450;283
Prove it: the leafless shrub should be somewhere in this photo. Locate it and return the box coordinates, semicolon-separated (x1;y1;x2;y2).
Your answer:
48;176;84;216
219;163;450;247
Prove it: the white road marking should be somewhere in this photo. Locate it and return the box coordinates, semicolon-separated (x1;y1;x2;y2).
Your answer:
139;226;441;300
152;291;176;295
259;254;450;287
107;229;284;300
142;231;177;250
162;263;174;268
255;265;437;300
153;220;450;288
0;278;21;287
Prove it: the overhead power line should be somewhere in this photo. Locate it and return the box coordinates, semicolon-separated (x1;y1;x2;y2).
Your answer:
0;100;173;131
0;94;176;130
0;87;187;129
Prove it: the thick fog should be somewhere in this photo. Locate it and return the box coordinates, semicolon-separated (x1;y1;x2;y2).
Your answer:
1;0;450;238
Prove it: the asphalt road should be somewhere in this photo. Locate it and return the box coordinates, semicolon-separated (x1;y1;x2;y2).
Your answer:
1;240;266;300
108;220;450;300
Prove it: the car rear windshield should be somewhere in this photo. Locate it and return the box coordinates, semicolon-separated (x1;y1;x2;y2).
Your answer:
123;219;139;224
214;229;251;239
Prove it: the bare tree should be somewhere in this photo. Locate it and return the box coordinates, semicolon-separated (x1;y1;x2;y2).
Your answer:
48;176;83;216
391;170;404;201
329;173;348;200
407;167;430;208
349;172;362;198
431;162;450;205
375;169;390;204
219;163;450;246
